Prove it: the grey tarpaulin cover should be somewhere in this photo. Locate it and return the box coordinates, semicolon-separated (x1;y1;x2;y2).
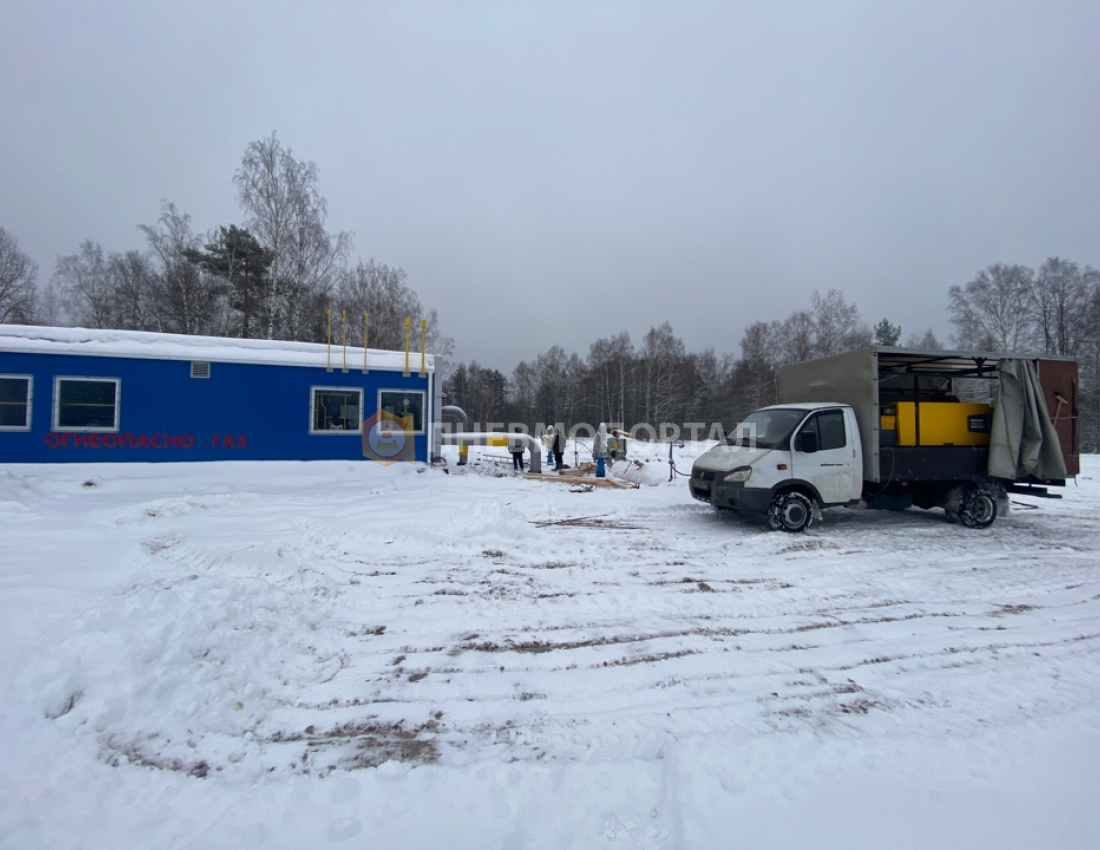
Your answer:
988;359;1067;480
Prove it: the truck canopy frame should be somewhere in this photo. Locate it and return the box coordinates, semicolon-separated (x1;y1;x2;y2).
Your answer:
778;346;1078;484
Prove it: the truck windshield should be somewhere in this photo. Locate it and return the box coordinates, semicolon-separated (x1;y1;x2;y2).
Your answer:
726;408;805;450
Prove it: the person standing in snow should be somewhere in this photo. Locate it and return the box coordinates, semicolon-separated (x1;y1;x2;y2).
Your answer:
551;425;567;471
542;426;555;466
593;423;609;478
509;426;526;472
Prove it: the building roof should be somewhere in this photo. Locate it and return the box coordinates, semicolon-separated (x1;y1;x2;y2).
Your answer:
0;324;435;373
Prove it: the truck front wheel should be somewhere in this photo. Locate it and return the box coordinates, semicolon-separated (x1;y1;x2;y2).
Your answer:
768;491;814;533
958;487;997;529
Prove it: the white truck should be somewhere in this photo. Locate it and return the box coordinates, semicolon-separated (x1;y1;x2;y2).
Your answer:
690;346;1078;532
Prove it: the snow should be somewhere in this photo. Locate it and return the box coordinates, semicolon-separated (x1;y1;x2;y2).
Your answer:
2;445;1100;849
0;324;432;372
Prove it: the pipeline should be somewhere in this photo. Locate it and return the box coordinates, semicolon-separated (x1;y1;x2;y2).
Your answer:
439;432;542;474
441;406;471;465
441;405;470;427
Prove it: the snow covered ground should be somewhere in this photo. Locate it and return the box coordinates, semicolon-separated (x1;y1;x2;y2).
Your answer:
2;444;1100;850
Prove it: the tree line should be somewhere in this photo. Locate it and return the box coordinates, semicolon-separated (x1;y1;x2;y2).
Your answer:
446;267;1100;453
446;289;918;440
0;132;453;356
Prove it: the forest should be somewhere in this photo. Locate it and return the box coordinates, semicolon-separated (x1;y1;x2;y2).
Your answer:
2;135;1097;450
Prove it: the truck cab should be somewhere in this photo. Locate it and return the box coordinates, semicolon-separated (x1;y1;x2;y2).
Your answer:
690;403;863;532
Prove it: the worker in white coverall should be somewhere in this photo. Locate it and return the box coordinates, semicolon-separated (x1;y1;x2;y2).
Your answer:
593;423;609;478
542;426;556;466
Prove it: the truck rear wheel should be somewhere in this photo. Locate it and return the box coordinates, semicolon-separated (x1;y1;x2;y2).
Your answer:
958;487;997;529
768;491;813;533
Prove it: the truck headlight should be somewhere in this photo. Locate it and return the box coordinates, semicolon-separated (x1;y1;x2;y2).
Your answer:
724;466;751;483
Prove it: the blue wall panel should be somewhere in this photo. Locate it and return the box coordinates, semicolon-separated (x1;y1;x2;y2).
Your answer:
0;351;432;463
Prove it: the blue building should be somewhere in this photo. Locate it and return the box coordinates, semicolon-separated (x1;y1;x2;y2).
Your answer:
0;325;441;463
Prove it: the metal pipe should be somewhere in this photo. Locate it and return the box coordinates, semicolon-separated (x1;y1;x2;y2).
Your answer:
440;406;470;465
441;405;469;427
439;432;542;474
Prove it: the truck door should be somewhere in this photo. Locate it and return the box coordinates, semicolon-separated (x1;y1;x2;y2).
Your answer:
792;408;859;505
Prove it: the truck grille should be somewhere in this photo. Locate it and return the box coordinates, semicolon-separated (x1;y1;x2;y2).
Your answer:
690;469;717;502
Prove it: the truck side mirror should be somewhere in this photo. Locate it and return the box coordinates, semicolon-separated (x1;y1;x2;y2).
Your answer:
798;431;819;454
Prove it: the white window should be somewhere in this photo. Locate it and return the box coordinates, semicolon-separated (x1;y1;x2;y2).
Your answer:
378;390;426;435
310;387;362;434
52;377;121;432
0;374;32;431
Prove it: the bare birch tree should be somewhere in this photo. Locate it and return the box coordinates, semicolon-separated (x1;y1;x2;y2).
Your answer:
531;345;581;427
140;202;223;335
586;332;634;426
234;133;351;339
107;250;158;331
1031;257;1093;356
53;241;115;328
640;322;688;425
812;289;871;355
332;258;453;357
0;227;39;323
949;264;1036;350
736;320;783;413
510;361;538;423
779;310;815;363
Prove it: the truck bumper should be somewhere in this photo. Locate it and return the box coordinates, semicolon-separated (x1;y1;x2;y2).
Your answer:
690;474;772;515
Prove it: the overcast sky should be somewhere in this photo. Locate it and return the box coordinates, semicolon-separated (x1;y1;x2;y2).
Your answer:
3;1;1098;370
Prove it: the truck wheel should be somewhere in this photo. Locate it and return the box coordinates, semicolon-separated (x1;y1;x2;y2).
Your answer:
768;491;813;533
958;487;997;529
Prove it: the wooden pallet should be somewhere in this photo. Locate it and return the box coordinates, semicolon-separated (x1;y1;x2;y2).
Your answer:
523;472;637;489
